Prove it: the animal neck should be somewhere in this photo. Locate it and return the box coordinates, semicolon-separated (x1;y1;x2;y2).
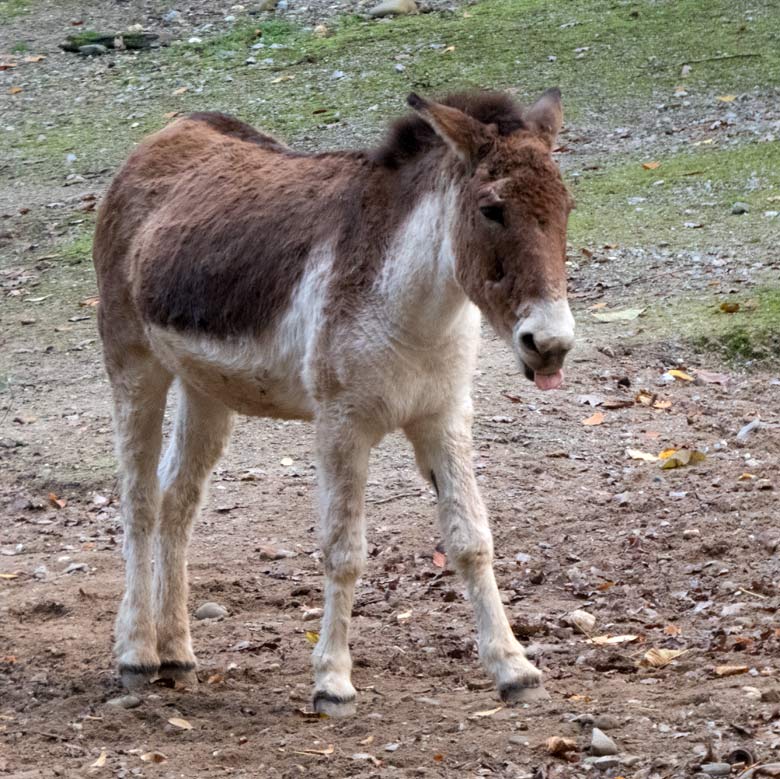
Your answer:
371;168;475;348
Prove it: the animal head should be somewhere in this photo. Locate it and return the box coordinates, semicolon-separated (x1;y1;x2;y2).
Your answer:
407;89;575;390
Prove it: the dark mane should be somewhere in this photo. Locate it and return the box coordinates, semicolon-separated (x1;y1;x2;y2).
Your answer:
373;91;526;169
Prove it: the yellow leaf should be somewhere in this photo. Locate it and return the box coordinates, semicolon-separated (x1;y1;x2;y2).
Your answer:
717;94;736;102
172;86;189;95
720;301;740;313
642;161;660;170
305;630;319;645
626;448;658;462
23;55;46;63
738;473;756;481
663;625;682;636
582;411;605;426
470;706;503;718
545;736;578;756
168;717;193;730
293;744;334;756
90;749;108;768
668;369;694;381
0;573;19;580
639;648;687;667
653;399;672;409
660;449;706;469
8;86;23;95
658;448;677;460
715;664;748;677
587;634;639;646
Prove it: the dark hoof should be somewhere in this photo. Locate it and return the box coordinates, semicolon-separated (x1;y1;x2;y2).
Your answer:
312;690;356;718
158;660;198;685
119;663;158;690
499;682;551;704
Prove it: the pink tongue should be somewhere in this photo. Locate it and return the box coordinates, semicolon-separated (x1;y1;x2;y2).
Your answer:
534;370;564;391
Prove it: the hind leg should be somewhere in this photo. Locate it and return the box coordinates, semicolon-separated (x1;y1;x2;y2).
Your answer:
154;382;234;683
109;351;172;689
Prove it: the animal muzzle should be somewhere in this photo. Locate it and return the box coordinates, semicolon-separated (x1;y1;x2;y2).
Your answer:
513;299;575;390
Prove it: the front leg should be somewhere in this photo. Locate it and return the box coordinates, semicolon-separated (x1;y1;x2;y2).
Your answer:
405;408;548;704
311;412;372;717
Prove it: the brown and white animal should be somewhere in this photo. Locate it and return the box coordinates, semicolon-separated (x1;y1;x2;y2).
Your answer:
93;88;575;715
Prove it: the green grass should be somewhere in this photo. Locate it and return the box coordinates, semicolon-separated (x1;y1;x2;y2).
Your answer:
0;0;31;21
568;140;780;247
10;40;29;53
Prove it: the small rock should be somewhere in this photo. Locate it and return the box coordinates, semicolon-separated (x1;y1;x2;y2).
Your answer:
79;44;109;56
302;607;322;621
257;545;296;560
65;562;88;574
162;9;182;23
731;202;749;215
384;743;400;752
701;764;731;777
593;714;621;730
368;0;417;17
761;689;780;703
108;694;141;709
591;727;618;756
584;756;620;771
508;734;529;746
394;63;405;72
565;609;596;634
330;70;345;79
195;602;228;620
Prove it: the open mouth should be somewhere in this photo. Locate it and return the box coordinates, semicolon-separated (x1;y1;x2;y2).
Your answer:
521;360;564;391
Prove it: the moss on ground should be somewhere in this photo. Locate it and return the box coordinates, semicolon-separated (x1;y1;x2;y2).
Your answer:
568;140;780;247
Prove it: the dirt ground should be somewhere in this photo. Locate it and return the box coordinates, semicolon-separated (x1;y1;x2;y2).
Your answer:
2;1;780;778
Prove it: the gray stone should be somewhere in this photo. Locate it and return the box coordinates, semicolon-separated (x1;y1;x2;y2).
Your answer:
590;727;618;756
701;764;731;777
731;202;749;215
508;734;529;746
195;602;228;620
593;713;621;730
584;756;620;771
79;44;109;56
368;0;417;17
107;694;141;709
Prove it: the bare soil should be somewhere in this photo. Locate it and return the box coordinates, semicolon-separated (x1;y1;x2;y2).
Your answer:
2;2;780;778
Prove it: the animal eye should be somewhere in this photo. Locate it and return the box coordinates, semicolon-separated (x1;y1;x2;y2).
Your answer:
480;204;505;226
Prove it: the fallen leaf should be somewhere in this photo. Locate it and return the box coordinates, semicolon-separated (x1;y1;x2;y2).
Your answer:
587;634;639;646
293;744;334;757
720;301;740;313
48;492;67;509
90;750;108;768
715;664;749;677
0;573;19;580
658;448;678;460
167;717;192;730
305;630;319;645
546;736;578;756
396;610;412;622
80;296;99;307
660;449;706;469
470;706;503;718
664;625;682;636
717;94;736;102
270;74;295;83
582;411;605;426
642;161;661;170
8;86;23;95
602;398;635;409
696;369;729;384
140;752;167;763
359;735;375;746
577;394;605;406
653;399;672;409
1;655;17;663
626;449;659;462
639;648;687;667
443;45;456;53
172;86;189;95
0;62;17;70
668;369;694;382
592;307;644;322
164;111;181;120
23;55;46;63
738;473;756;481
433;754;444;762
207;673;224;684
432;549;446;568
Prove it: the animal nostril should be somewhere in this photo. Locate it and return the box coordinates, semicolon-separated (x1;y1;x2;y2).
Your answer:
521;333;539;354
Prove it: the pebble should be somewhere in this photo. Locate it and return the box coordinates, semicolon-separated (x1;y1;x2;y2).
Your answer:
591;727;618;756
508;734;529;746
195;602;228;620
368;0;417;17
584;756;620;770
593;714;621;730
701;764;731;777
79;44;109;56
107;694;141;709
731;202;749;215
565;609;596;634
384;743;400;752
65;562;88;574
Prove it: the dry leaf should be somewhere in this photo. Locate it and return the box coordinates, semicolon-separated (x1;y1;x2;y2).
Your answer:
660;449;706;469
140;752;167;763
696;369;729;384
432;549;446;568
720;301;740;313
164;111;181;120
642;161;661;170
715;664;749;677
9;86;23;95
167;717;193;730
592;307;644;322
545;736;578;756
396;610;412;621
293;744;334;757
738;473;756;481
90;750;108;768
582;411;605;426
470;705;503;718
664;625;682;636
0;63;17;70
587;634;639;646
48;492;67;509
654;399;672;409
668;369;694;381
359;735;374;746
207;673;224;684
0;573;19;580
433;754;444;762
639;648;687;667
626;448;659;462
23;55;46;62
443;45;455;53
305;630;319;645
172;86;189;95
80;296;100;307
658;448;677;460
717;94;736;102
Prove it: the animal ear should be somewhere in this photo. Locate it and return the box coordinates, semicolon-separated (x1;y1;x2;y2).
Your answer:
523;87;563;148
407;93;493;169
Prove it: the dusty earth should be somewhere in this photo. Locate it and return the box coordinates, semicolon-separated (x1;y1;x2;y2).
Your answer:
1;1;780;778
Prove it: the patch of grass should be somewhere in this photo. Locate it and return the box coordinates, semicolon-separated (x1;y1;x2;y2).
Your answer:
568;140;780;247
11;40;29;53
660;286;780;366
60;227;94;266
0;0;31;21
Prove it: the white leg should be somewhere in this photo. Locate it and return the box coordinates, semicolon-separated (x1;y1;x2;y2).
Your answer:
405;409;548;703
110;353;172;689
311;412;372;717
154;382;234;682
